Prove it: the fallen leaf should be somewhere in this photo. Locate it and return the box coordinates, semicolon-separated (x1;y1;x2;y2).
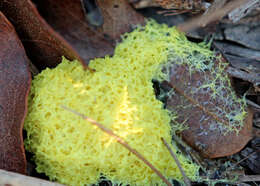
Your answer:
0;12;31;173
96;0;145;40
0;0;88;69
166;56;253;158
0;0;144;69
33;0;114;66
33;0;144;63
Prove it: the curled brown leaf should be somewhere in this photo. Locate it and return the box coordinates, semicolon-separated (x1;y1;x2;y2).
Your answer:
0;0;89;70
0;12;31;174
33;0;144;65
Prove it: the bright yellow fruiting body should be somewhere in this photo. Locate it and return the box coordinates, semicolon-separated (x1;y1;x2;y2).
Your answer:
24;20;231;185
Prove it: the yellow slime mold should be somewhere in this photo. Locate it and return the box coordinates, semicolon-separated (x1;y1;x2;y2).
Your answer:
24;20;213;186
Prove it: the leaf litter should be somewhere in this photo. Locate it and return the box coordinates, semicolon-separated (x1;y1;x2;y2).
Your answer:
0;0;259;185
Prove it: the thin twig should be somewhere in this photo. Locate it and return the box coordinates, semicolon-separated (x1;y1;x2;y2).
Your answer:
223;150;259;175
177;0;251;32
161;137;191;186
220;148;260;182
61;105;172;186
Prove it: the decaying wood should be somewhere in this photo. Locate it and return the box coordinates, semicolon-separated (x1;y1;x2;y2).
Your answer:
227;66;260;86
237;175;260;182
222;8;260;25
177;0;252;32
228;0;260;23
203;0;227;16
0;169;64;186
214;42;260;63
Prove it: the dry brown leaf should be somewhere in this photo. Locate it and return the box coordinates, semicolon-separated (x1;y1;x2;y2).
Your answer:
34;0;114;66
34;0;144;63
166;56;253;158
0;0;88;70
96;0;145;40
0;12;31;173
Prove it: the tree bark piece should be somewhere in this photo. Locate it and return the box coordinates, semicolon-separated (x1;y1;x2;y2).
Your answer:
228;0;260;23
227;66;260;86
214;42;260;62
177;0;252;32
224;25;260;50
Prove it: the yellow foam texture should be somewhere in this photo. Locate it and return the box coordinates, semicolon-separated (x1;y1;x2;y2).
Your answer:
24;20;207;185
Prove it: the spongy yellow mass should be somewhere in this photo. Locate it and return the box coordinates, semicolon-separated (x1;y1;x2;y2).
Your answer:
24;20;209;185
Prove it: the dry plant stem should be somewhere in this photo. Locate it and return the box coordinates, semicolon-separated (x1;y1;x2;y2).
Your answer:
61;105;172;186
177;0;251;32
161;138;191;186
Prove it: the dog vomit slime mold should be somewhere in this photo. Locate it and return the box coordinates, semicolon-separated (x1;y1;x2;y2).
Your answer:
24;20;247;185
